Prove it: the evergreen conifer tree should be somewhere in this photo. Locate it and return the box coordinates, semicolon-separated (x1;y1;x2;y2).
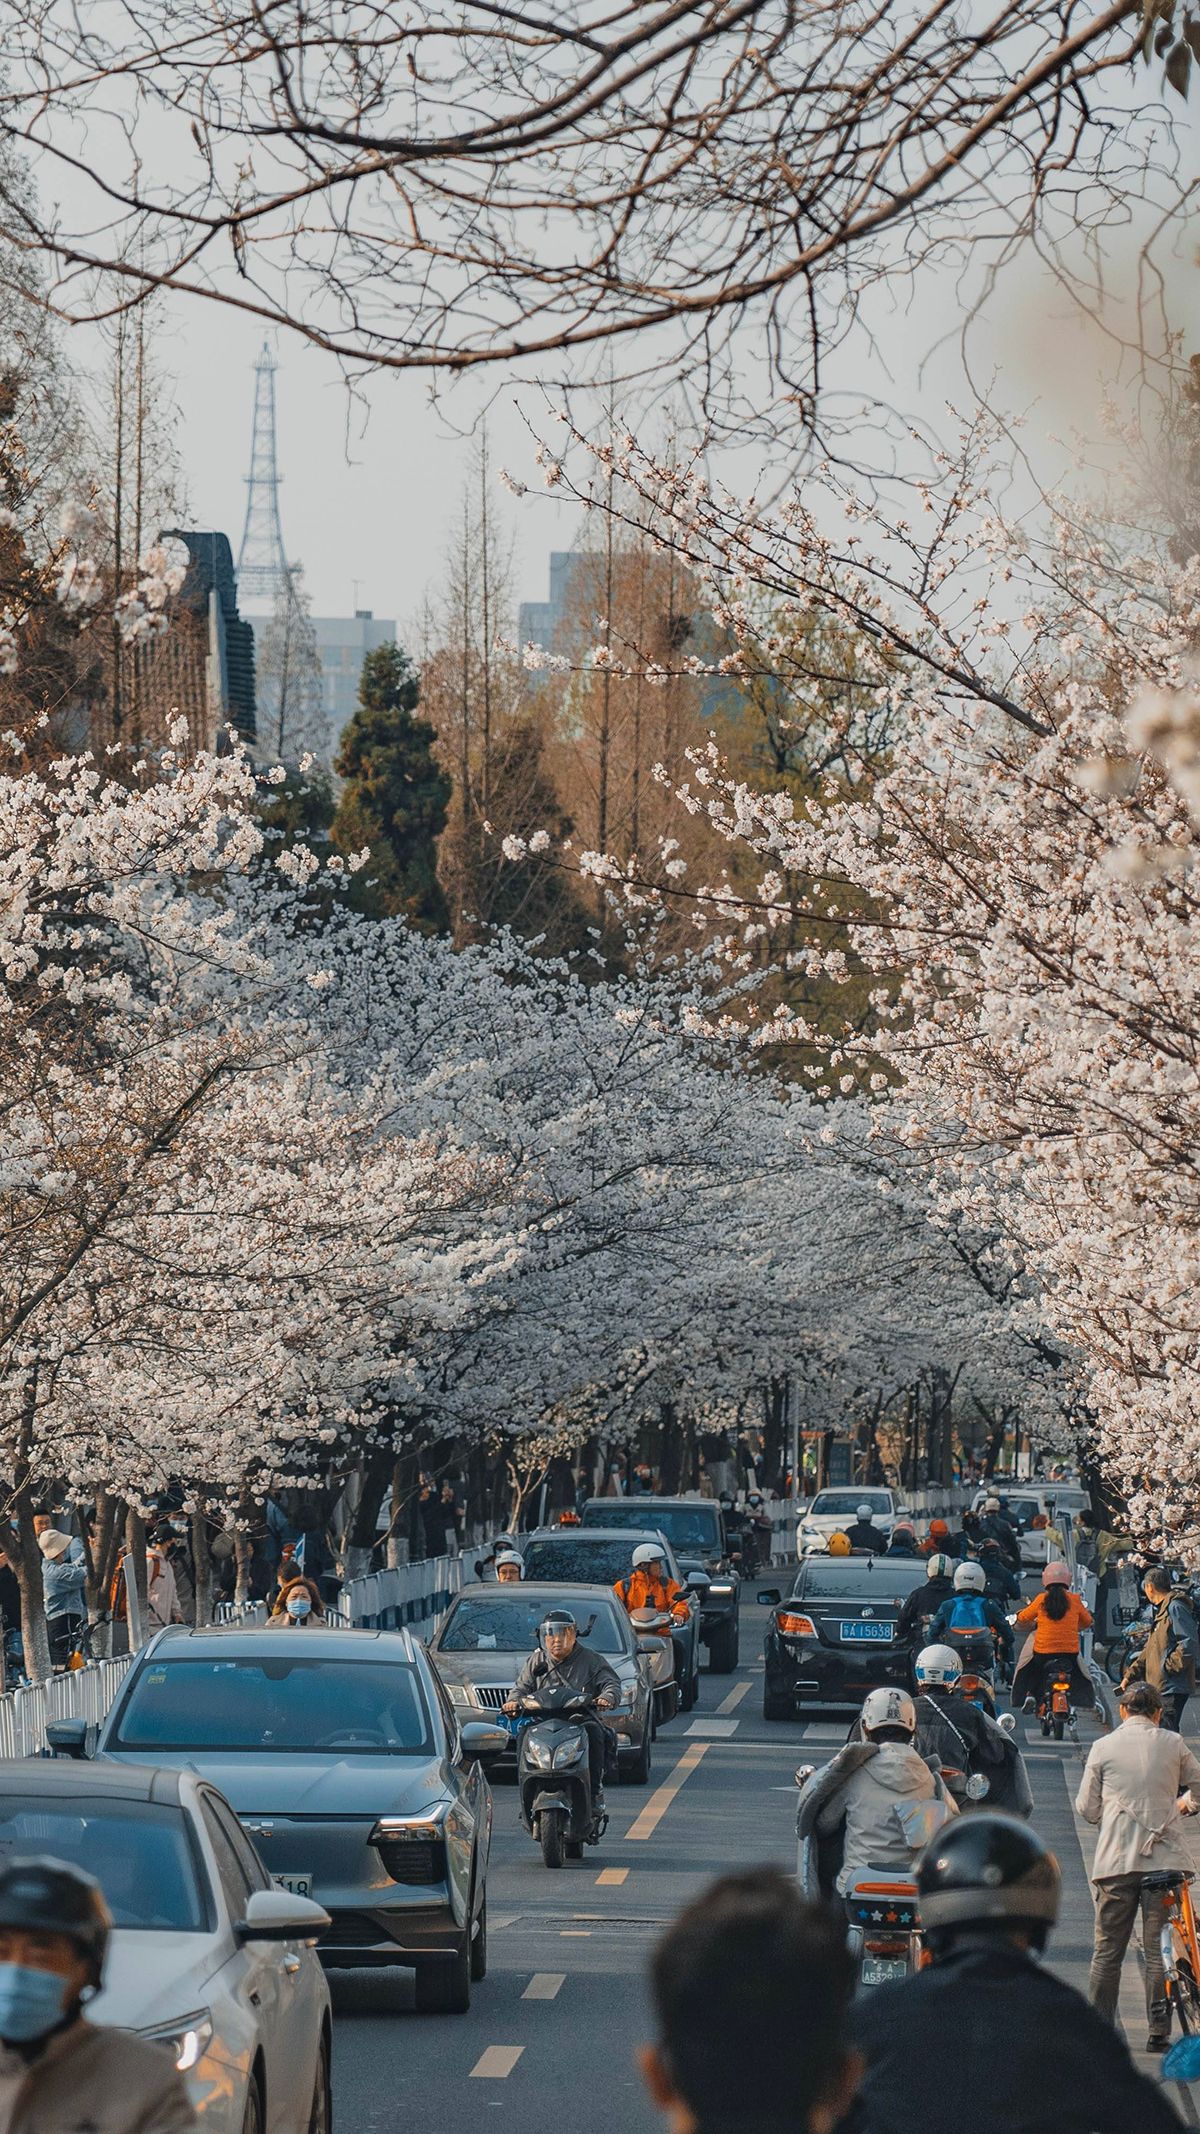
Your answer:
332;642;451;932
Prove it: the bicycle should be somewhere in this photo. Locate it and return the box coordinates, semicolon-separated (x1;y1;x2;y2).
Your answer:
1157;1868;1200;2038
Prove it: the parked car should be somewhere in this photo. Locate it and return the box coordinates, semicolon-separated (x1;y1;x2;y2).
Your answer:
50;1624;498;2015
427;1581;656;1781
759;1554;927;1717
0;1755;330;2132
577;1498;741;1672
521;1527;703;1707
795;1486;900;1558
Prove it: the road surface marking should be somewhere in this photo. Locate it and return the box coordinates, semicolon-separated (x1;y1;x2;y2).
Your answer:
626;1742;710;1840
716;1680;752;1717
471;2048;525;2078
597;1867;629;1885
523;1974;565;2001
687;1717;739;1737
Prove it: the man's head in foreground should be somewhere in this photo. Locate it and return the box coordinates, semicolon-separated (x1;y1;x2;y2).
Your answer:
641;1869;859;2134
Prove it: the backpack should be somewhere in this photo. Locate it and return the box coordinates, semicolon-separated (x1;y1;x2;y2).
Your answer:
947;1593;990;1634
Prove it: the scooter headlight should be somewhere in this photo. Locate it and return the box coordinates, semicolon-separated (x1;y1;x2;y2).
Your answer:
525;1737;553;1769
553;1732;586;1770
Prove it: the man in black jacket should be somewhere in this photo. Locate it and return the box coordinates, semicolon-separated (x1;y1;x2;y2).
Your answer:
844;1506;883;1553
978;1536;1021;1609
506;1610;620;1802
896;1555;955;1650
844;1814;1182;2134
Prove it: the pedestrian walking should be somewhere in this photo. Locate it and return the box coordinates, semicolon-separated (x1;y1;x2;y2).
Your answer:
1076;1677;1200;2050
1123;1567;1199;1732
38;1529;85;1668
640;1869;859;2134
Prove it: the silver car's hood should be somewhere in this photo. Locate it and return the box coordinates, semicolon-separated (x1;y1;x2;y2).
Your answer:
99;1749;449;1815
90;1928;221;2033
433;1649;636;1687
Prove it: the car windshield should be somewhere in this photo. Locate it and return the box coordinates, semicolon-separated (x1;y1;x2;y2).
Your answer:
583;1504;720;1551
796;1561;926;1599
809;1491;891;1518
440;1597;628;1655
112;1657;434;1754
0;1797;207;1932
1002;1499;1042;1523
522;1539;650;1585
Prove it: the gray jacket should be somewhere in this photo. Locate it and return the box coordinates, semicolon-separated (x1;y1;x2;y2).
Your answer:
0;2018;196;2132
512;1643;621;1707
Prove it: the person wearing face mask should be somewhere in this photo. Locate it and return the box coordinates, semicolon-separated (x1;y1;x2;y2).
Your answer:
0;1856;196;2131
265;1574;325;1627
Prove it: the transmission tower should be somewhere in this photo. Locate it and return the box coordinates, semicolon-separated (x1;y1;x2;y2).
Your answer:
236;341;291;606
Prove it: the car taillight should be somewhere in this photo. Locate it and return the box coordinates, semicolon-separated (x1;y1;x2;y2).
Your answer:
777;1611;817;1637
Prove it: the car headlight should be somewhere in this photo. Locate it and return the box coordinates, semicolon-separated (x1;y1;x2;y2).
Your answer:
446;1684;471;1707
553;1734;586;1769
139;2011;214;2074
525;1738;553;1768
707;1582;734;1594
614;1684;636;1709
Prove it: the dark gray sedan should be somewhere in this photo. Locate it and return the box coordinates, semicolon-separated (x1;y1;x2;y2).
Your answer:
60;1624;501;2014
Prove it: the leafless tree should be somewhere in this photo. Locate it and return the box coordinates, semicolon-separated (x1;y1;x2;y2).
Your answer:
0;0;1186;422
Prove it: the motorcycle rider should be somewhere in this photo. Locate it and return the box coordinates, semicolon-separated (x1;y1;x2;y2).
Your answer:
978;1495;1020;1571
495;1551;523;1584
928;1561;1014;1677
1012;1561;1094;1714
796;1688;957;1899
846;1814;1183;2134
911;1645;1032;1816
884;1521;921;1560
977;1535;1020;1609
0;1856;197;2132
614;1542;691;1687
506;1610;620;1805
844;1505;883;1553
895;1554;955;1650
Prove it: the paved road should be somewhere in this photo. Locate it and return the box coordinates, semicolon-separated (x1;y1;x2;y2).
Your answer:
329;1584;1198;2133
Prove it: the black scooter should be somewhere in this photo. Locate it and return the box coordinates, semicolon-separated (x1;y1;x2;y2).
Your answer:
512;1687;609;1868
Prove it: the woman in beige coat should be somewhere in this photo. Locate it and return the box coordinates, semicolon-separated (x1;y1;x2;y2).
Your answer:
1075;1678;1200;2049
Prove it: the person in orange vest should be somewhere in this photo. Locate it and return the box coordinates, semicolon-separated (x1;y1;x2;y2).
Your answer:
614;1544;690;1627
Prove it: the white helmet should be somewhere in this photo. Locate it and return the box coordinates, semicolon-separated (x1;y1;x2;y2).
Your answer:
984;1496;1001;1513
954;1561;986;1592
861;1687;917;1738
632;1543;665;1569
915;1644;963;1689
495;1551;523;1575
856;1503;875;1522
926;1553;954;1581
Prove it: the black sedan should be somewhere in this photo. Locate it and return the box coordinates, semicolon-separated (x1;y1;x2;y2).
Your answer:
759;1556;927;1718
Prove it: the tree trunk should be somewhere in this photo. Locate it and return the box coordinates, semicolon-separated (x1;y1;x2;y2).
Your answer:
234;1526;252;1608
191;1499;212;1626
125;1507;149;1650
14;1498;51;1684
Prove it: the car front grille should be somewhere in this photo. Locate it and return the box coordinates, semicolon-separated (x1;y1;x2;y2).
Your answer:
475;1685;513;1709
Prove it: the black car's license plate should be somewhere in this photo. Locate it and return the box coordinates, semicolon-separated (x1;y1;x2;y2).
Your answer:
840;1620;892;1643
861;1954;908;1985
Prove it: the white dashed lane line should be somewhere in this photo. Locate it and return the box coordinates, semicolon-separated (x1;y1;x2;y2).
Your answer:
522;1974;565;2001
471;2048;525;2078
686;1717;739;1737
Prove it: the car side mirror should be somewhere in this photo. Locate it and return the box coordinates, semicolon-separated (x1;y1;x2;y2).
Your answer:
758;1588;782;1606
45;1718;89;1759
998;1712;1017;1735
460;1720;510;1758
686;1572;709;1591
237;1888;330;1945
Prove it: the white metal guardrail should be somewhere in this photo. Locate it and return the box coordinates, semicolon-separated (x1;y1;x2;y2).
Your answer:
0;1656;132;1761
338;1552;465;1632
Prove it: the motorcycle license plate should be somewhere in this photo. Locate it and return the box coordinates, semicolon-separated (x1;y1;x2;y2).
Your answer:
861;1954;908;1985
274;1872;313;1896
841;1620;892;1643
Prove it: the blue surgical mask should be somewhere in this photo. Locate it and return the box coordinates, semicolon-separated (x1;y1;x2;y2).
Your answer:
0;1963;70;2042
286;1594;312;1620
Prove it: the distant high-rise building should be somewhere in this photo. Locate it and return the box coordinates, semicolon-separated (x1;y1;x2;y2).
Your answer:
312;610;397;744
517;550;588;652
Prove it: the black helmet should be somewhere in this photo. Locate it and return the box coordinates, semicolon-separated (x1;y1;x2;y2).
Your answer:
918;1815;1060;1931
0;1858;111;1982
540;1610;576;1637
